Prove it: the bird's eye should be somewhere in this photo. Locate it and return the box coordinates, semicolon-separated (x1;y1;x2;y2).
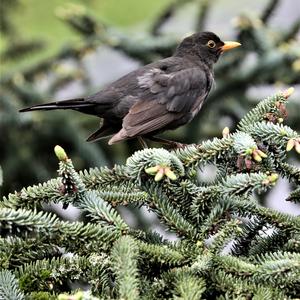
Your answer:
207;40;216;48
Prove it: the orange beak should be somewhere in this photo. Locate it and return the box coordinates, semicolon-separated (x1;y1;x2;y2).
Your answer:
221;41;241;52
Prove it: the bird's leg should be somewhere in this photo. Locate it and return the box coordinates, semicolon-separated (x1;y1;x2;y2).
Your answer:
137;136;149;149
146;136;187;149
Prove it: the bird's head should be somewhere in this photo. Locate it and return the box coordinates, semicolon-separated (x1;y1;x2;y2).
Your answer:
174;31;241;65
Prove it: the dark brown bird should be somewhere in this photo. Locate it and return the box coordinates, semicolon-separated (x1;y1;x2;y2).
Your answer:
20;32;240;147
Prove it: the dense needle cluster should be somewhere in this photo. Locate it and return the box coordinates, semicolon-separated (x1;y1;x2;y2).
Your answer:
0;89;299;299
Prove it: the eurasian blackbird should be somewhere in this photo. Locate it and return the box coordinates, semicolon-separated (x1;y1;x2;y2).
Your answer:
20;32;241;147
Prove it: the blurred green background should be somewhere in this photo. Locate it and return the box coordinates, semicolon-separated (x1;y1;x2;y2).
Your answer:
0;0;171;72
0;0;299;213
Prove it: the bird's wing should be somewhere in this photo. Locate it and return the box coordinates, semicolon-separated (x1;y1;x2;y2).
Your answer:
123;100;181;136
109;66;210;143
157;67;209;113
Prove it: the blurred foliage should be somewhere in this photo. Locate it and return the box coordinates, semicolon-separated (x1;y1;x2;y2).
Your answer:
0;0;300;195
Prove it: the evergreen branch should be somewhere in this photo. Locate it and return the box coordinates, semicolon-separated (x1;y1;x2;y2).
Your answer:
136;240;186;266
77;190;128;232
0;236;60;269
277;18;300;45
219;172;278;196
144;184;199;239
56;3;103;37
98;190;148;206
246;122;299;145
150;0;189;35
0;270;25;300
254;251;300;289
0;208;120;253
126;148;184;183
80;165;131;189
164;181;216;222
213;251;300;295
247;228;291;257
195;198;234;236
277;162;300;185
111;236;140;300
238;90;291;132
174;137;234;167
252;288;278;300
1;38;101;85
0;208;58;230
230;218;266;256
173;270;206;300
283;234;300;252
56;152;86;197
211;269;286;299
286;187;300;203
209;220;243;255
229;199;300;232
57;221;121;253
232;132;257;155
189;185;221;225
16;256;90;293
87;252;114;298
214;255;257;277
1;178;64;209
190;252;213;274
129;228;168;245
1;165;132;210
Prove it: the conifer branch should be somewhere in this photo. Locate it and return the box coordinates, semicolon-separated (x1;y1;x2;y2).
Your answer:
111;236;140;300
0;270;25;300
1;89;299;297
136;240;186;266
173;270;206;300
77;190;128;232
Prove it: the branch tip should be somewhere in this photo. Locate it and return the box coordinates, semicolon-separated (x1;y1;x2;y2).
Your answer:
54;145;68;161
282;87;294;98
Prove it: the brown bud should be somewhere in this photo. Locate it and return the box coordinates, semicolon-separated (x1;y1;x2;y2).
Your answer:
278;103;288;117
264;113;277;123
245;158;252;170
237;156;243;170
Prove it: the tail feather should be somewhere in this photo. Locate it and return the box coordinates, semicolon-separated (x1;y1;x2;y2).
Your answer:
19;98;91;112
108;129;128;145
86;120;119;142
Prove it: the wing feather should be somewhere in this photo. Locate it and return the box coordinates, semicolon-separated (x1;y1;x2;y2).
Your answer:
110;63;211;143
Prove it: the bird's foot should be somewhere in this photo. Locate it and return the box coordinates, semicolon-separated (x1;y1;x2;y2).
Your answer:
137;137;149;149
146;136;189;149
166;141;189;149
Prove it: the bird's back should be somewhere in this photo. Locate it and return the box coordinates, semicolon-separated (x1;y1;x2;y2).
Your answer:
86;56;211;120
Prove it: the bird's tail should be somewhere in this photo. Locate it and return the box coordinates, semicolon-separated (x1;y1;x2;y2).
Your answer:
19;98;93;112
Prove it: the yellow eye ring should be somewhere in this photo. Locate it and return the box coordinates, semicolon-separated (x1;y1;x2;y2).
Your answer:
207;40;216;48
